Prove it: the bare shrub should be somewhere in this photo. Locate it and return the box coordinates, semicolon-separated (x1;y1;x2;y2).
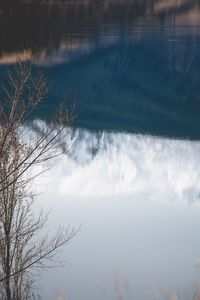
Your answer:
0;62;76;299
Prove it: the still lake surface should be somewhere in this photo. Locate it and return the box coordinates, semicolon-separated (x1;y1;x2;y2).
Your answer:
1;0;200;299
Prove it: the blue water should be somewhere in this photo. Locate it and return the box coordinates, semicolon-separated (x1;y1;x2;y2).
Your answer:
44;35;200;139
1;0;200;139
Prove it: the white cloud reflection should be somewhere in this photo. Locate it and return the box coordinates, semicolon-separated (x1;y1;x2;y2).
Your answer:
38;128;200;204
32;127;200;299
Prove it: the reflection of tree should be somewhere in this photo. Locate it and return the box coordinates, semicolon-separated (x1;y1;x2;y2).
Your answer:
0;0;199;61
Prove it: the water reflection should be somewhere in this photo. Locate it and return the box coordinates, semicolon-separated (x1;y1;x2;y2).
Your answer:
33;125;200;202
1;1;200;138
0;0;200;64
42;38;200;138
1;1;200;298
1;35;200;139
34;126;200;299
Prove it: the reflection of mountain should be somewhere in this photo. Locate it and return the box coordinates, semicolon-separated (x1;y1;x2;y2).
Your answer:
1;0;200;139
30;124;200;202
25;37;200;140
0;0;200;62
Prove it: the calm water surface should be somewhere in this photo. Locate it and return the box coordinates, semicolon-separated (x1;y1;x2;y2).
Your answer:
1;1;200;299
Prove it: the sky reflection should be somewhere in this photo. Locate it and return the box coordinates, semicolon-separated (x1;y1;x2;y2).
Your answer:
1;1;200;298
30;127;200;299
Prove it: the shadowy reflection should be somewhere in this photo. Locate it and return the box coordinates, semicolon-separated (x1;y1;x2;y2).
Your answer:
0;0;200;63
32;37;200;140
0;0;200;139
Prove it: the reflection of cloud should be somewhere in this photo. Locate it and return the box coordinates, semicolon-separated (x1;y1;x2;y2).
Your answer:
0;43;92;66
0;36;118;66
35;41;94;67
0;0;200;65
0;50;33;64
154;0;186;13
176;8;200;26
31;125;200;202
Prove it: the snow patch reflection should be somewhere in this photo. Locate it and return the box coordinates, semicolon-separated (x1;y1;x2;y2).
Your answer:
45;129;200;203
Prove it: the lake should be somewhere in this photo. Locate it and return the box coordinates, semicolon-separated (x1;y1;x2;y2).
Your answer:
1;1;200;299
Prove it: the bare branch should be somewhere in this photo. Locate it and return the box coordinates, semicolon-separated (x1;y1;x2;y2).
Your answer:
0;62;76;299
